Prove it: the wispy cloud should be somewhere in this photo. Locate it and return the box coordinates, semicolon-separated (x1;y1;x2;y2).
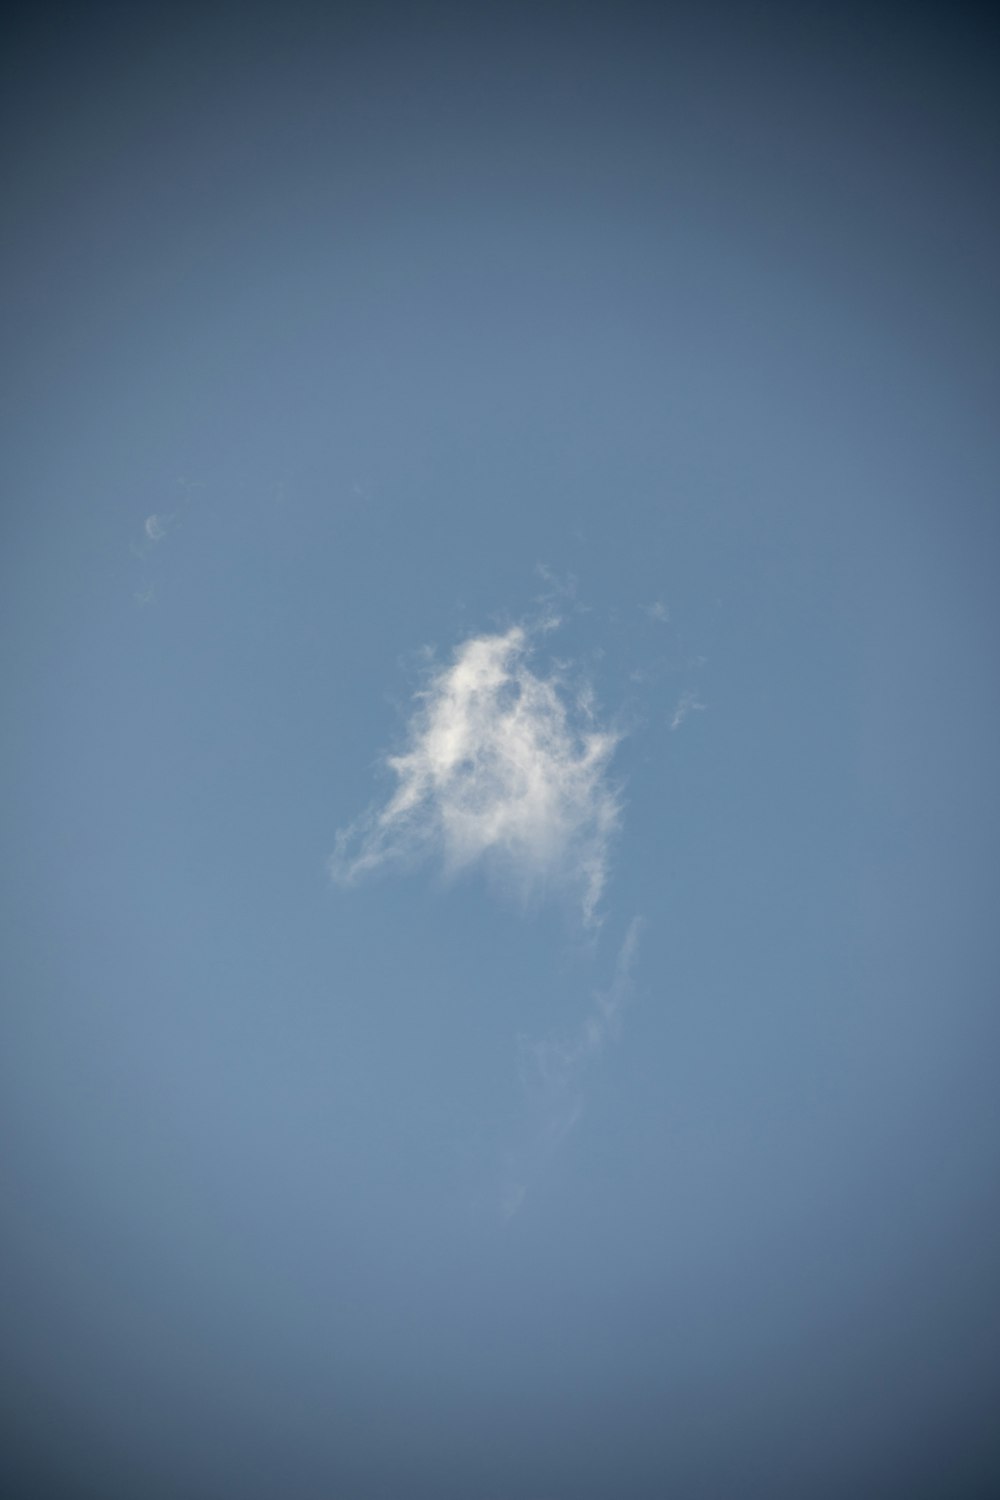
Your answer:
534;561;578;605
642;599;669;623
517;915;642;1118
130;510;174;564
670;689;706;731
330;624;621;926
503;916;643;1218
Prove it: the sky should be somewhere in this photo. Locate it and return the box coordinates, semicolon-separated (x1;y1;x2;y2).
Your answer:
2;3;999;1496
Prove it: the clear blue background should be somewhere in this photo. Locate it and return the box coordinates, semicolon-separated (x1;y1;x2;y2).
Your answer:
3;4;999;1496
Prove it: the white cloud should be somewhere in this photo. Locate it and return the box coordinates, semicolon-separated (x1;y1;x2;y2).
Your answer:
330;624;621;926
144;513;167;542
642;599;669;623
670;689;706;731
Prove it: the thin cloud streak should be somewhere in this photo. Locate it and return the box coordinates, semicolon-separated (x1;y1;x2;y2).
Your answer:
330;624;621;926
517;914;642;1105
503;915;643;1218
670;689;706;731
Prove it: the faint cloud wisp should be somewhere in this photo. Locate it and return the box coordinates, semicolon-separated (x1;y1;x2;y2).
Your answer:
670;689;706;731
129;508;175;573
503;915;643;1218
330;624;621;926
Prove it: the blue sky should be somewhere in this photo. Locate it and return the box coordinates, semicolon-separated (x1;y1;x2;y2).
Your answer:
3;4;999;1496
